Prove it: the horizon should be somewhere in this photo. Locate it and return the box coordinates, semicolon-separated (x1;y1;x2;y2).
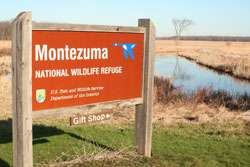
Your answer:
0;0;250;37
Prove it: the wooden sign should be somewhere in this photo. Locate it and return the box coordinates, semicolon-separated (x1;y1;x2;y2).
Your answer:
32;31;144;110
70;110;113;126
12;11;155;167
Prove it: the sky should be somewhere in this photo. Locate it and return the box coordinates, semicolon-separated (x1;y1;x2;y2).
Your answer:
1;0;250;37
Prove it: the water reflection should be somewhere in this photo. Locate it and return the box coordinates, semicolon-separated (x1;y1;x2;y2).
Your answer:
155;56;250;96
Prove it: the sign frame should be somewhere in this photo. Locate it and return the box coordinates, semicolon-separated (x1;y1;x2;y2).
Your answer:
31;27;145;112
12;11;155;167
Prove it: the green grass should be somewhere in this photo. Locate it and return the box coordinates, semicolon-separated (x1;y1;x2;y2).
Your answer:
0;118;250;167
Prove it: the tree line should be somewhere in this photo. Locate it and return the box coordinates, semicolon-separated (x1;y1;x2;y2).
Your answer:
0;21;11;40
1;20;250;42
158;36;250;42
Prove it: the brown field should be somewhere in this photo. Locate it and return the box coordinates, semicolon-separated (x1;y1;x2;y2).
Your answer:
0;40;11;76
0;40;11;117
156;40;250;79
0;40;249;123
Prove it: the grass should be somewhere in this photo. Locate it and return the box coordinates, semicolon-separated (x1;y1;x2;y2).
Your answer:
152;123;250;167
154;76;250;111
180;54;250;81
0;118;250;167
156;40;250;80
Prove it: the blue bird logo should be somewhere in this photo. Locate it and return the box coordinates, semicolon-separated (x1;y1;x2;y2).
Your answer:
113;43;136;60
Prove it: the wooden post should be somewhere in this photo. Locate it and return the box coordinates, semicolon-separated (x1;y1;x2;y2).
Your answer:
136;19;155;157
12;12;33;167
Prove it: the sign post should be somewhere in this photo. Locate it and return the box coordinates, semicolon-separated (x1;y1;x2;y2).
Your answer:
136;19;155;157
12;11;155;166
12;12;33;167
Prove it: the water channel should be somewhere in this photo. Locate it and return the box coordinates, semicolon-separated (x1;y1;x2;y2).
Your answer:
155;56;250;97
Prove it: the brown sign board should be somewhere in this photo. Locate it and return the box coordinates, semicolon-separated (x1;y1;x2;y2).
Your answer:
70;110;113;126
32;29;144;111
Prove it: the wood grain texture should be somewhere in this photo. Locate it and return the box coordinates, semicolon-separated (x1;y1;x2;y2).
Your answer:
33;22;145;33
33;98;142;119
136;19;155;157
12;11;33;167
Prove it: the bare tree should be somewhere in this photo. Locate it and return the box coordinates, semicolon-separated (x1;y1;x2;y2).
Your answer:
172;19;193;55
172;19;193;79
